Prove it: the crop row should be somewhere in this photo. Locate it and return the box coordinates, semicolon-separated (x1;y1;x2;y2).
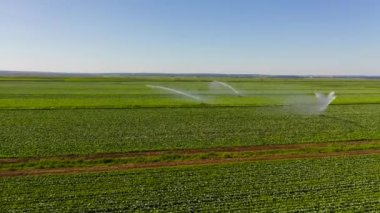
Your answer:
1;155;380;212
0;104;379;157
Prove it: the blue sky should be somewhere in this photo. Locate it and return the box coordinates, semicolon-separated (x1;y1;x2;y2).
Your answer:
0;0;379;75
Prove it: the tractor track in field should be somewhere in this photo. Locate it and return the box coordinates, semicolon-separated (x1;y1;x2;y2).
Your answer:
0;140;379;177
0;140;377;163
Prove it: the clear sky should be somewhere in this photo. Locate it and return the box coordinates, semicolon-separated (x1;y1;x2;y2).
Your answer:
0;0;379;75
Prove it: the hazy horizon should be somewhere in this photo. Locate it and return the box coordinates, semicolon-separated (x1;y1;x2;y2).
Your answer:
2;69;380;77
1;0;380;75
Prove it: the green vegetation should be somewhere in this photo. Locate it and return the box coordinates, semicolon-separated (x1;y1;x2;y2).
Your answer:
1;76;379;211
0;104;379;157
0;77;379;108
1;155;379;212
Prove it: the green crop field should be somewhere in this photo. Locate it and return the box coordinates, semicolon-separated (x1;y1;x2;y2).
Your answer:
1;76;380;212
1;155;379;212
0;77;379;109
0;105;379;157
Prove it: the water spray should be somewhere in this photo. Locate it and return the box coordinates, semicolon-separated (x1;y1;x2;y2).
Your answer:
314;91;336;113
283;91;337;115
209;81;241;96
146;85;203;102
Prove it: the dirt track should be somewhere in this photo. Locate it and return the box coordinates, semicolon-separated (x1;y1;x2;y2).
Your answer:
0;140;377;163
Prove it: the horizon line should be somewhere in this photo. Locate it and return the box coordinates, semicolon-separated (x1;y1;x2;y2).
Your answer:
0;69;379;77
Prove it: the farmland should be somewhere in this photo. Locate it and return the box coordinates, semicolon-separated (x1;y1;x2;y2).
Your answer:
0;77;379;109
0;105;379;157
1;155;379;212
0;76;380;211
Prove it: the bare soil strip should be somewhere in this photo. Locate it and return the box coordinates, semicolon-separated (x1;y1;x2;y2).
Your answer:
1;148;379;177
0;140;377;163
